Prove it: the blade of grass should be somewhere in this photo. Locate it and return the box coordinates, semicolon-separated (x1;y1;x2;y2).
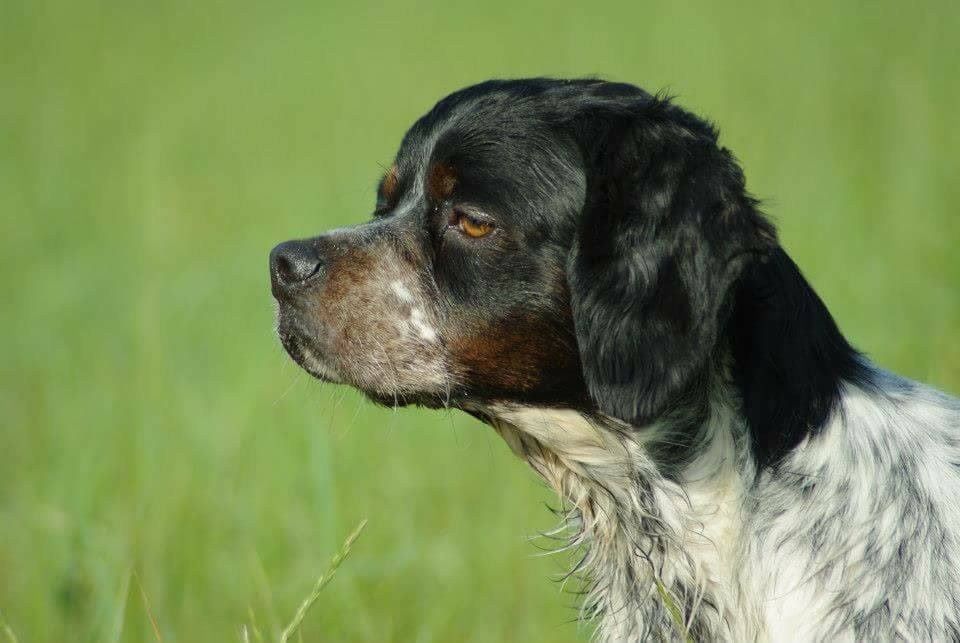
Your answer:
249;550;280;640
133;569;163;642
107;567;133;643
246;605;265;643
278;519;367;643
0;610;20;643
653;576;693;643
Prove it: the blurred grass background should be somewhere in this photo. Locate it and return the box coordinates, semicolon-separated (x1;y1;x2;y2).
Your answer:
1;0;958;640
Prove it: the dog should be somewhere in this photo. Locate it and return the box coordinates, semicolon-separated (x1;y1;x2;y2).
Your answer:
269;78;960;641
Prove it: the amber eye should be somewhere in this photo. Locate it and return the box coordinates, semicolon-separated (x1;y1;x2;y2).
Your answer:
455;210;495;238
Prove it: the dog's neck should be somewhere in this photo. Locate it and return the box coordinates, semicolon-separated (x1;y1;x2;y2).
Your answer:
483;380;758;641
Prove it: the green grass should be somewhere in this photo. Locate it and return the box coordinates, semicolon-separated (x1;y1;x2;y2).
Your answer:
278;519;366;643
1;1;958;640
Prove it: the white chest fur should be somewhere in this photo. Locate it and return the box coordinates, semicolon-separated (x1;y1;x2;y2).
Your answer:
485;404;753;641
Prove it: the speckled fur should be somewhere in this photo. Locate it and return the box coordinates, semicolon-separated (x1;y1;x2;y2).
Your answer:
483;365;960;641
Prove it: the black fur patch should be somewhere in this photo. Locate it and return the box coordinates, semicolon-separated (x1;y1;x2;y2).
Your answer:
729;249;867;467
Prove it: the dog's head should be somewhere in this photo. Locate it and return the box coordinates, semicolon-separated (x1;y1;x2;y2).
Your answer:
270;79;777;425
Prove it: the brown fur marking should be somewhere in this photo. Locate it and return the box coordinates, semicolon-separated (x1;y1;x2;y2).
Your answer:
380;164;399;204
449;312;581;394
427;162;457;202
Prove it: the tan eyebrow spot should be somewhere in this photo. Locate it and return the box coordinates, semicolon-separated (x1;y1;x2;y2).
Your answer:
381;164;399;202
427;162;457;201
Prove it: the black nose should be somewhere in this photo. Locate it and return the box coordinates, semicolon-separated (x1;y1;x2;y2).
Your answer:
270;239;323;295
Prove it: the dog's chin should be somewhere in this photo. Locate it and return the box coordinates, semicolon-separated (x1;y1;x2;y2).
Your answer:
277;332;341;384
362;389;452;410
275;317;458;408
277;333;448;408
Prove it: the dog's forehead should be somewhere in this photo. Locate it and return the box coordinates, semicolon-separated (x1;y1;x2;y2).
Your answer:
400;83;536;152
383;88;586;232
394;86;561;180
394;77;654;162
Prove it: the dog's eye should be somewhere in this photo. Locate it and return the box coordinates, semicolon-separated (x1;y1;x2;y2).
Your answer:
453;210;495;239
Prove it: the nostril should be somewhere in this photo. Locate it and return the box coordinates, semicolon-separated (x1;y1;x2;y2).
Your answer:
270;239;323;287
276;252;297;279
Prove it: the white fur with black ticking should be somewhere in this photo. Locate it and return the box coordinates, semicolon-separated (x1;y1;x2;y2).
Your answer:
484;364;960;642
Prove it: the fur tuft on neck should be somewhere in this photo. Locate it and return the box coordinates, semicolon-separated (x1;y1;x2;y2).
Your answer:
482;381;758;641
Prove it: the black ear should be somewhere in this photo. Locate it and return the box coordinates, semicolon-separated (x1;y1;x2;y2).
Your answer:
567;100;776;424
729;247;865;467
